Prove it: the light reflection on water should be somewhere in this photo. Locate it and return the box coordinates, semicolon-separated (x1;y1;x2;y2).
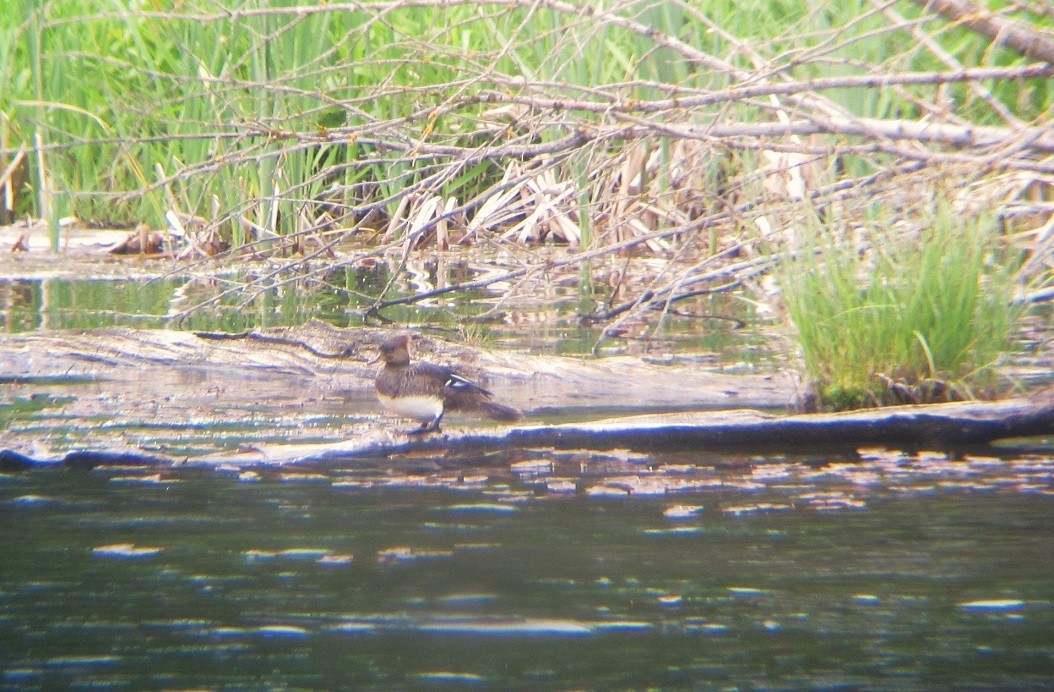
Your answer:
0;267;765;358
1;459;1052;688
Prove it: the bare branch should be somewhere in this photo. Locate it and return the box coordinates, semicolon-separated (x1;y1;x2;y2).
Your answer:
916;0;1054;64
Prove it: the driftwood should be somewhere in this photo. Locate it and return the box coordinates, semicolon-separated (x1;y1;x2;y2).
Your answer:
0;322;1051;468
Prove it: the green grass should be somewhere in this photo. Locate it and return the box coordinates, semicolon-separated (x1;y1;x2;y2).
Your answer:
1;0;1049;232
780;202;1024;409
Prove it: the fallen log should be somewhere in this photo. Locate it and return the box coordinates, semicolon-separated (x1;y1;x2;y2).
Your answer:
201;393;1053;466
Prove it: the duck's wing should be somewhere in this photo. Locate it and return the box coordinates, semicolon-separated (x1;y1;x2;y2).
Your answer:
420;362;521;421
444;371;493;398
412;361;493;398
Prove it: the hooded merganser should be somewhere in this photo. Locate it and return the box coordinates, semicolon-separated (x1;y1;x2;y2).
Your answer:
373;333;523;433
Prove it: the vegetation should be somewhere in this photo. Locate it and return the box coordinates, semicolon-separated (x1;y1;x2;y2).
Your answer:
1;0;1052;406
780;201;1024;409
2;1;1050;229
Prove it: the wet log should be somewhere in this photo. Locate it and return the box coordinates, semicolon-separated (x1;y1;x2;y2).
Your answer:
504;395;1054;454
7;393;1052;469
203;393;1054;466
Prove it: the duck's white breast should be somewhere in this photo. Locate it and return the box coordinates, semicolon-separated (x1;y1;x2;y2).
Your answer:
377;393;443;422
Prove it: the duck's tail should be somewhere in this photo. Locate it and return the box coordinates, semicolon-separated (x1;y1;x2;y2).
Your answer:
478;399;523;423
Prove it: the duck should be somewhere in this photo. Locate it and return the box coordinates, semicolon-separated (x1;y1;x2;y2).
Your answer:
373;333;522;433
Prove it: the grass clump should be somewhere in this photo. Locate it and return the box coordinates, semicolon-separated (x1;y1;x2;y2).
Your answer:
780;204;1023;410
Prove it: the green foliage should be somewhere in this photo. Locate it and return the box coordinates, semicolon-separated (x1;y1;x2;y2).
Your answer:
780;204;1023;409
0;0;1050;234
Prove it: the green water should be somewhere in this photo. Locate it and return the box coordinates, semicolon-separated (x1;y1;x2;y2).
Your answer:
1;462;1052;688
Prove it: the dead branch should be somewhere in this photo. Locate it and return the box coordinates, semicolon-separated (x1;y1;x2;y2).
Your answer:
871;0;1023;126
13;0;1053;329
362;158;931;318
915;0;1054;64
475;64;1054;116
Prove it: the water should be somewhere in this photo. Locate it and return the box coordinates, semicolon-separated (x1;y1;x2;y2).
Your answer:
0;264;768;358
2;460;1052;688
2;257;1052;687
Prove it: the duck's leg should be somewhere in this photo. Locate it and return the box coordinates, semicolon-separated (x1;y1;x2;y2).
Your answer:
422;410;445;433
405;411;444;435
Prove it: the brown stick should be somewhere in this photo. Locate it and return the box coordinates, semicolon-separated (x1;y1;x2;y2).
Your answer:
916;0;1054;64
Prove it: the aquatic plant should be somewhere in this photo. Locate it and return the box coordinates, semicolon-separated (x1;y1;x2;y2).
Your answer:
779;201;1024;409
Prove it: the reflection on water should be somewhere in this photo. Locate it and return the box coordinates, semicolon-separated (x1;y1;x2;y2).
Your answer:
1;459;1052;688
0;260;766;357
